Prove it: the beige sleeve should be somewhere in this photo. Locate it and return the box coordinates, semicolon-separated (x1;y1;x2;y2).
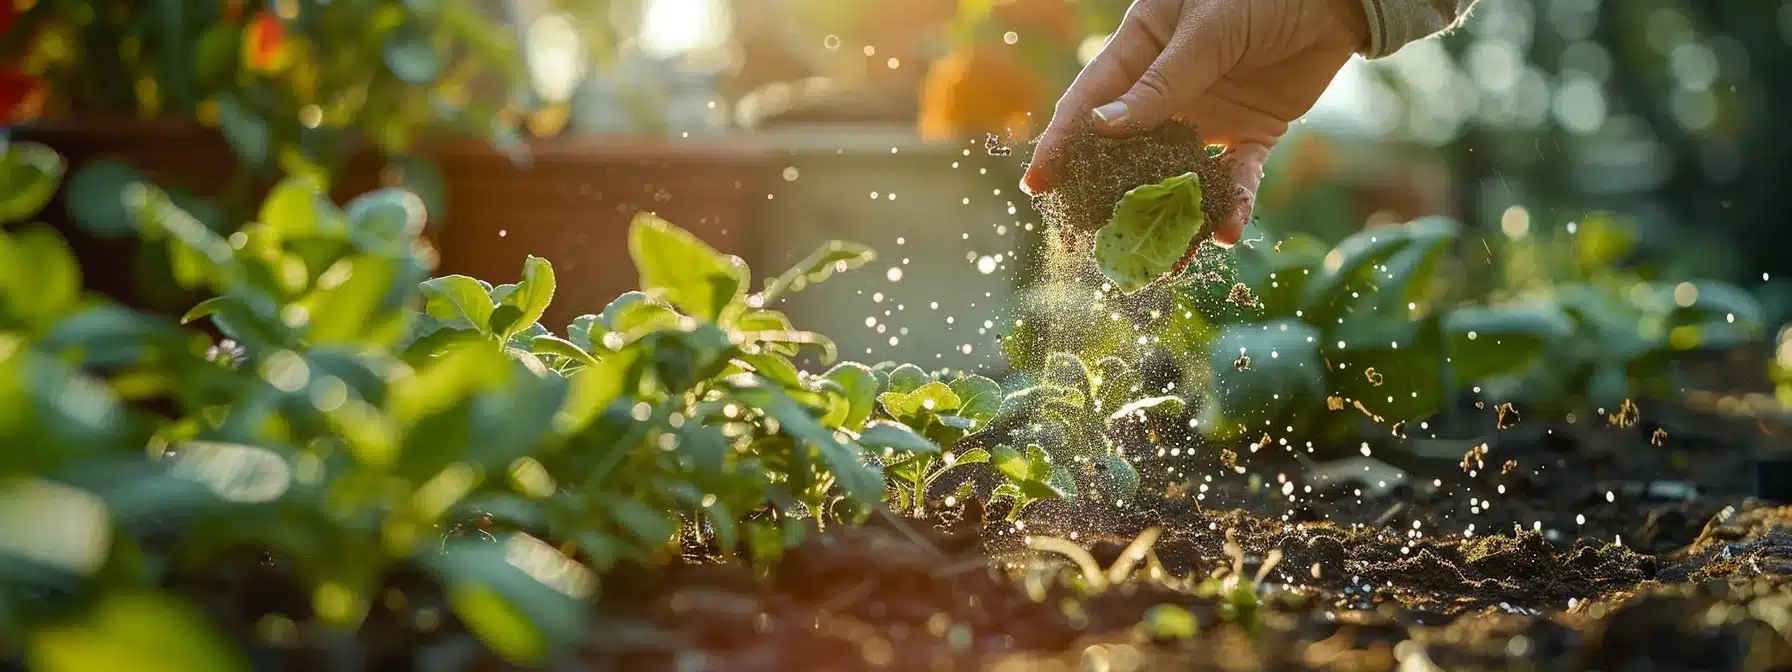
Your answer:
1359;0;1479;59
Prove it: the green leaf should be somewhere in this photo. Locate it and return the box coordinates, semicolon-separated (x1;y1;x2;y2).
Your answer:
1094;172;1205;294
260;177;339;240
554;349;638;435
1664;282;1764;329
530;335;597;367
737;352;803;390
990;445;1028;484
215;94;271;169
949;375;1002;425
345;188;428;243
303;256;407;346
1095;453;1140;503
1443;304;1574;382
40;305;194;368
421;276;496;335
65;161;144;238
424;534;591;665
1208;321;1324;427
822;362;879;430
566;314;603;352
0;226;80;327
383;22;445;84
1300;223;1423;320
879;381;961;419
857;421;939;455
28;592;249;672
1372;217;1460;313
628;213;744;321
193;23;239;89
726;375;883;503
495;256;556;341
885;364;931;395
1045;352;1095;401
0;142;64;224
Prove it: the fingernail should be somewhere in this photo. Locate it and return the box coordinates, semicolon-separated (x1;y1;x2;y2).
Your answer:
1092;101;1129;125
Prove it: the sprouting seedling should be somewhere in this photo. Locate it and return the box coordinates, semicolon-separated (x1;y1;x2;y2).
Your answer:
1199;528;1283;634
1023;526;1163;594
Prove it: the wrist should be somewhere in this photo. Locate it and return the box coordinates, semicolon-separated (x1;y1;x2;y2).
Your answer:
1328;0;1373;55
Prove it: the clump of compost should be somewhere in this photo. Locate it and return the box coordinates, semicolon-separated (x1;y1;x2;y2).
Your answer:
1029;118;1239;257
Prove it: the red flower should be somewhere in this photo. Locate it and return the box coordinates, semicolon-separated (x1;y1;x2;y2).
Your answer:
0;1;45;126
244;10;289;73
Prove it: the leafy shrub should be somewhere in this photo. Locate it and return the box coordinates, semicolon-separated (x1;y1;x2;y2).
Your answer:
0;143;954;665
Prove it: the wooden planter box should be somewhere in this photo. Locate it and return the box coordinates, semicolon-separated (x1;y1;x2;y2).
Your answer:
17;121;778;331
410;137;777;330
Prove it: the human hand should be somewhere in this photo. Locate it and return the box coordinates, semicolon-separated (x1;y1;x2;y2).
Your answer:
1021;0;1371;247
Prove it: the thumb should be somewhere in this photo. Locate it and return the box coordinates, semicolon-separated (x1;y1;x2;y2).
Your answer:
1209;142;1270;247
1092;9;1237;136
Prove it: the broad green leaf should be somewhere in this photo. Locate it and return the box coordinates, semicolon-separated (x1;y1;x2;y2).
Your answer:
990;445;1028;484
1094;453;1140;503
495;256;556;341
736;352;803;390
345;188;427;243
1208;321;1324;427
726;375;883;503
0;478;110;576
215;94;271;169
949;374;1002;424
628;212;744;321
383;22;445;84
1443;304;1574;382
29;592;249;672
1372;217;1460;313
1300;222;1426;320
421;275;496;335
567;314;603;351
127;185;235;288
0;141;64;224
1045;352;1094;401
553;349;638;434
40;305;195;368
0;226;80;327
677;423;731;472
303;256;406;346
530;335;597;367
885;364;931;395
424;534;592;666
857;421;939;455
1094;172;1205;294
65;161;144;238
260;177;337;240
822;362;879;429
879;381;961;419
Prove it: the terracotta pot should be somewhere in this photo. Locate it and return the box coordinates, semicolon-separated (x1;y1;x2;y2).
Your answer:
414;136;777;331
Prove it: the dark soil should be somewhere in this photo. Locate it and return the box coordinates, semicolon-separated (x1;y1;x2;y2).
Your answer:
1027;119;1238;249
83;401;1792;672
566;398;1792;672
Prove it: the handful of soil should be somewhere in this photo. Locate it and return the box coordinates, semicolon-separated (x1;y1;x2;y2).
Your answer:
1028;120;1239;289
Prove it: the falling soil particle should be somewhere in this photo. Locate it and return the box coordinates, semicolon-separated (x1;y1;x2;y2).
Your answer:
1497;402;1521;429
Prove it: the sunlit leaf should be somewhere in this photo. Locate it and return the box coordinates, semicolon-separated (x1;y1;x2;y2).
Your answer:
494;256;555;341
1095;172;1205;294
29;592;249;672
421;275;496;336
726;375;883;503
1443;304;1574;382
949;374;1001;425
424;534;591;665
628;213;744;321
530;335;597;367
0;141;65;224
1106;396;1185;423
885;364;930;395
857;421;939;455
821;362;879;430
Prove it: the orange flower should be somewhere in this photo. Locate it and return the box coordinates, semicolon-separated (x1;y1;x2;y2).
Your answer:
243;10;291;74
918;46;1045;142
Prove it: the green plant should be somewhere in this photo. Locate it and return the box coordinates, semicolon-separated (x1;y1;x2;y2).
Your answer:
1482;215;1767;411
0;144;952;665
870;363;1002;517
1194;217;1575;438
6;0;538;197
